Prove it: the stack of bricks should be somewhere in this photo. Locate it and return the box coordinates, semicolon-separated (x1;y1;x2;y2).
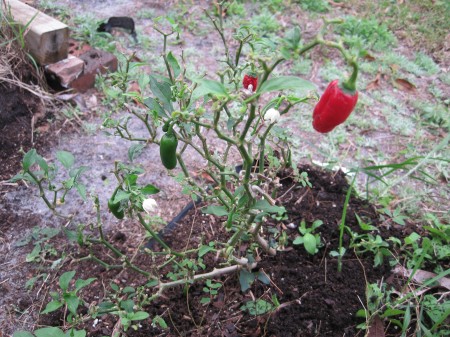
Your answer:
46;40;118;92
7;0;118;92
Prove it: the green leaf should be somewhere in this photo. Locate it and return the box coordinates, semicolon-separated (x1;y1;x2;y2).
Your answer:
191;79;228;102
167;52;181;79
152;315;168;329
143;97;167;118
64;329;86;337
113;189;130;203
293;236;304;245
122;286;135;293
242;299;273;316
303;233;318;255
239;269;255;292
257;271;271;285
13;332;35;337
59;271;76;291
200;297;211;305
110;282;119;292
120;299;135;313
26;244;41;262
145;279;158;287
149;75;173;113
75;278;96;292
41;300;63;314
56;151;75;169
75;184;87;201
202;205;228;217
251;199;285;215
129;311;149;321
36;155;49;174
98;301;115;311
125;174;138;187
64;293;80;315
355;309;367;318
69;166;89;179
404;232;421;245
128;143;145;162
34;327;65;337
9;173;35;183
141;184;160;195
381;308;404;317
198;244;215;257
23;149;38;171
258;76;315;95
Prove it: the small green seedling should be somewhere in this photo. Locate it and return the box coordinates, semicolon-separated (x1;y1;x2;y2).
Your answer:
200;279;222;305
41;271;96;323
293;219;323;254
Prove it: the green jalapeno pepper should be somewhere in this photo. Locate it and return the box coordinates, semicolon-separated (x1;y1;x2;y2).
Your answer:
160;129;178;170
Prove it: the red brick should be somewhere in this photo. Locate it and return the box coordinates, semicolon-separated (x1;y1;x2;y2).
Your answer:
70;49;118;93
45;55;84;88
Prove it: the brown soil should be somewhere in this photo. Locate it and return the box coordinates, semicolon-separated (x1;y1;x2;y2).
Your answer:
0;81;49;182
34;165;411;337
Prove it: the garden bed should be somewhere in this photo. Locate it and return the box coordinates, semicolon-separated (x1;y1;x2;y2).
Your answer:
36;165;412;337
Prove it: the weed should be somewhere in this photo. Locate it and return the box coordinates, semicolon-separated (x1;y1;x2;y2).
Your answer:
293;219;323;254
334;16;397;51
295;0;329;13
240;295;279;316
38;0;71;21
250;8;280;34
412;101;450;131
414;52;440;76
226;1;247;17
40;271;95;330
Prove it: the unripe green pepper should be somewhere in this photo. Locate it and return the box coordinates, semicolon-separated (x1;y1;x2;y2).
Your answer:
160;130;178;170
108;196;124;219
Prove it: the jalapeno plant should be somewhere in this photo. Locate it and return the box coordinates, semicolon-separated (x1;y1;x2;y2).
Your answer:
13;8;359;304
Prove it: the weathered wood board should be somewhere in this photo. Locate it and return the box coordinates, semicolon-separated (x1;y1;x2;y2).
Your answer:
5;0;69;65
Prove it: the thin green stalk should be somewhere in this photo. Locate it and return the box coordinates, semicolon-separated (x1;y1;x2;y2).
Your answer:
259;124;274;174
338;171;358;272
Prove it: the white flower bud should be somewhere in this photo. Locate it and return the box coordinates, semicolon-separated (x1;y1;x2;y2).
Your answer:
264;108;280;124
143;198;158;214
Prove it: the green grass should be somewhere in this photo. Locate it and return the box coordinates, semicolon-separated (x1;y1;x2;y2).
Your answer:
349;0;450;61
295;0;329;13
334;16;397;51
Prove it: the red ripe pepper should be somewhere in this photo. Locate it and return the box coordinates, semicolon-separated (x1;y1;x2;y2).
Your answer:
243;73;258;92
312;79;358;133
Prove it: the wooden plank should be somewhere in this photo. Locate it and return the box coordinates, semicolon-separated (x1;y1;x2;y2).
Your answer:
5;0;68;65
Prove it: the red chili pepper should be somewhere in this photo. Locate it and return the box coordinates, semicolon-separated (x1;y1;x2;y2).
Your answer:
243;73;258;92
312;79;358;133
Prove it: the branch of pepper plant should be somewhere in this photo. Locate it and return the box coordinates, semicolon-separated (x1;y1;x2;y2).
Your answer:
251;220;277;256
153;25;176;84
24;169;73;219
204;8;233;71
155;264;242;298
88;197;152;276
175;128;235;206
124;104;157;140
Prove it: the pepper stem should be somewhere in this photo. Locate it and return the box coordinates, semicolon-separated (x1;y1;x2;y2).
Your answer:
341;59;358;93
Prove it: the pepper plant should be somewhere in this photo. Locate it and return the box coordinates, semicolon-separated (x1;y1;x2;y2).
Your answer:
12;6;360;320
